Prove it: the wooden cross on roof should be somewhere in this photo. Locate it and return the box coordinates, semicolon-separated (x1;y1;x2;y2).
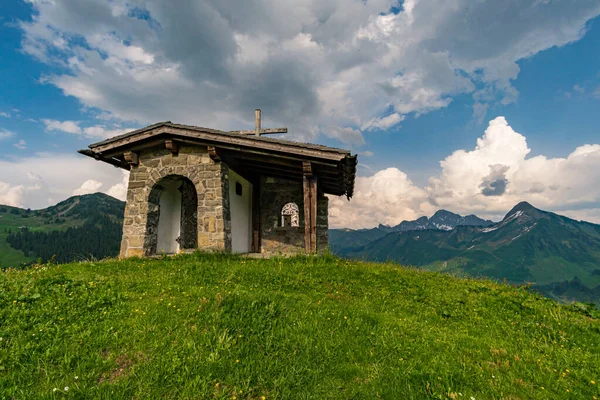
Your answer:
228;109;288;136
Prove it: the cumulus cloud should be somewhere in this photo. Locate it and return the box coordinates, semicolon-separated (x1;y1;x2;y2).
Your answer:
17;0;600;144
82;126;131;139
42;119;82;134
0;153;128;209
106;170;129;201
42;119;132;139
73;179;103;196
13;140;26;150
330;116;600;228
0;182;27;207
328;167;428;228
0;172;42;208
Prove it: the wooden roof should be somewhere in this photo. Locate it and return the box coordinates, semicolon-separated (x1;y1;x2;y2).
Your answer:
79;121;357;198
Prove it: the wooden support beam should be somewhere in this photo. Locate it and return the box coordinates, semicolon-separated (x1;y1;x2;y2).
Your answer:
165;139;179;155
207;146;221;161
303;176;312;254
303;161;313;177
78;149;131;170
310;177;317;254
123;151;139;166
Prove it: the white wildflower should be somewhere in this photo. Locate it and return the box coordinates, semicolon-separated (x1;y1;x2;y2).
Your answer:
64;386;69;391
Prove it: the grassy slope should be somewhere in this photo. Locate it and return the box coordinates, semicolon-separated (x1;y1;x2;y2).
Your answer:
1;254;599;399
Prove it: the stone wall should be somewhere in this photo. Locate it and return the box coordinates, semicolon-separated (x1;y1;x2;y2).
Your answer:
259;176;329;255
120;145;231;257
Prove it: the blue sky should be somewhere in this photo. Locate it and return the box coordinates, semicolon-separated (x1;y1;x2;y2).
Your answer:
0;0;599;228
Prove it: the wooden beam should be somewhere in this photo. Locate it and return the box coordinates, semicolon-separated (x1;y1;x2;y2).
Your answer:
303;161;313;177
229;128;288;135
123;151;139;166
303;176;311;254
77;149;130;170
207;146;221;161
310;178;317;254
255;109;261;136
165;139;179;155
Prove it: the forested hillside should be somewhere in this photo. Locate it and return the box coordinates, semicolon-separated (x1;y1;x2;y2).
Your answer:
0;193;124;267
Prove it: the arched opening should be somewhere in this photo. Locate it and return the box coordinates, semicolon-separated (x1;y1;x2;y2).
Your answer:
145;175;198;255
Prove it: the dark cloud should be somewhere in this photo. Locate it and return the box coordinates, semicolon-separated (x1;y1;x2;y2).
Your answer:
480;164;509;197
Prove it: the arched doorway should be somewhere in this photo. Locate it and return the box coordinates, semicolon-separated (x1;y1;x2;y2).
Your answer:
145;175;198;255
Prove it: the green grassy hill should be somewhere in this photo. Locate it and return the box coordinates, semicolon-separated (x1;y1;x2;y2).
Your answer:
1;254;598;399
0;193;124;268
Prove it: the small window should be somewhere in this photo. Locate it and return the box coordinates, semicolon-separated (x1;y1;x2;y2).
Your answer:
281;202;299;227
235;182;243;196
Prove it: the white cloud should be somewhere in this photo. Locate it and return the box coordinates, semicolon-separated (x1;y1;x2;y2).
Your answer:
0;112;10;118
0;173;42;208
73;179;103;196
13;140;26;150
106;170;129;201
323;126;365;146
0;130;15;139
0;182;26;207
42;119;82;134
329;167;428;228
330;116;600;228
17;0;600;145
82;126;131;139
362;113;405;131
0;153;127;209
41;119;132;139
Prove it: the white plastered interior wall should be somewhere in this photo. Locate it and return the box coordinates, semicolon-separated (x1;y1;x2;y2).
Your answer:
156;179;182;254
229;169;252;253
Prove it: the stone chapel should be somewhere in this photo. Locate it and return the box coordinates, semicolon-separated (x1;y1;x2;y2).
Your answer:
79;110;357;257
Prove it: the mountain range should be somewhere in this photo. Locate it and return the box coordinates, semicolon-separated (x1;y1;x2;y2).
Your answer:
330;209;493;253
331;202;600;304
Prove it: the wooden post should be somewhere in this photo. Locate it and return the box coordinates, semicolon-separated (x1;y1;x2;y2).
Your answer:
303;176;312;254
310;177;317;254
255;109;261;136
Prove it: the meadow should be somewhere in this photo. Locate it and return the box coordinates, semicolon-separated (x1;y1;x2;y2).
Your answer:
1;253;599;399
